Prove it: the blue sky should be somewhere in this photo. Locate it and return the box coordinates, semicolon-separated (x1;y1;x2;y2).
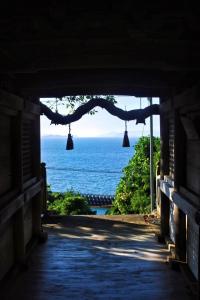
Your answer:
40;96;160;137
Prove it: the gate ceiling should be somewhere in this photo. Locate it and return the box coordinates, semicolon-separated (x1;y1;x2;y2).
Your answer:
0;1;200;97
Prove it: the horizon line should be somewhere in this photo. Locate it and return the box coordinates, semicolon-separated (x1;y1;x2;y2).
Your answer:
41;134;153;138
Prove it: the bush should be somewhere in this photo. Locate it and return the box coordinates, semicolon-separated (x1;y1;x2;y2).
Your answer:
47;190;95;215
109;136;160;214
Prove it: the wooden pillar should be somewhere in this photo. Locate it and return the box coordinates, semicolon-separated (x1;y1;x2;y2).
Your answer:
159;100;170;240
32;111;42;236
12;112;23;192
160;192;169;239
13;112;26;263
198;228;200;297
173;111;187;260
32;192;42;236
174;110;186;190
160;99;169;180
41;162;47;213
32;112;41;179
13;207;25;264
174;205;186;261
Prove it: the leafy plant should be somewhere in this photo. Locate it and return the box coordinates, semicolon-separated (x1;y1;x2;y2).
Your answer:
109;136;160;214
40;95;117;115
47;189;95;215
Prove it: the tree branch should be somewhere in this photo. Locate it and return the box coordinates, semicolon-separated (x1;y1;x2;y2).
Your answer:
40;98;160;125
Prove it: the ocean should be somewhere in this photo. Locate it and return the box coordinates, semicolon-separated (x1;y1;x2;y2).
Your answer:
41;137;137;196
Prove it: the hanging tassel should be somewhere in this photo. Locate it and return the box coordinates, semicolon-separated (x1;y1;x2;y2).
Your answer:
122;121;130;147
66;124;74;150
122;130;130;147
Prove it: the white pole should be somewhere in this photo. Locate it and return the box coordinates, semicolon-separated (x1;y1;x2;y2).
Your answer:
148;97;154;212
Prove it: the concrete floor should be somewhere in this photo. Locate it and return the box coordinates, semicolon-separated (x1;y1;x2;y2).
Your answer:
3;215;195;300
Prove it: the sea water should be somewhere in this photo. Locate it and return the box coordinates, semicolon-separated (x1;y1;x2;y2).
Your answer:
41;137;136;196
91;207;109;215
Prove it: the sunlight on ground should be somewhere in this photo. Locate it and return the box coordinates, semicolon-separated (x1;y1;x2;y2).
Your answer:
94;245;168;262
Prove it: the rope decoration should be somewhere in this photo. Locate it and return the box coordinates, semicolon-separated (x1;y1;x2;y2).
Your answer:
40;97;160;125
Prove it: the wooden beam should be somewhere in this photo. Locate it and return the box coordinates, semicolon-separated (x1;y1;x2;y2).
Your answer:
0;181;43;226
23;177;37;190
160;180;199;220
22;86;169;98
174;83;200;108
15;68;175;97
16;69;171;89
0;107;17;116
0;194;24;225
0;89;24;111
24;101;41;116
24;182;42;203
3;51;200;73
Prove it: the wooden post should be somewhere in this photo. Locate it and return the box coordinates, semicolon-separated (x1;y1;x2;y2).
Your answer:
173;111;187;261
32;113;41;180
41;162;47;213
13;112;26;263
174;110;186;190
159;99;170;239
32;192;42;237
148;97;155;212
160;191;170;239
32;111;42;236
159;99;169;180
198;228;200;298
12;112;23;192
174;205;186;261
13;207;25;264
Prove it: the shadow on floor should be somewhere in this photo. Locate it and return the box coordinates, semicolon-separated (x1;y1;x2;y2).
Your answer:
2;215;195;300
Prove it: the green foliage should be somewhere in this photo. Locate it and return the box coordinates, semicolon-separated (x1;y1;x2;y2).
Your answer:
41;95;117;115
63;95;116;115
109;136;160;214
47;189;95;215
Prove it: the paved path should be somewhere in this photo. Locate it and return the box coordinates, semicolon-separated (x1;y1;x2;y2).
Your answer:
3;215;194;300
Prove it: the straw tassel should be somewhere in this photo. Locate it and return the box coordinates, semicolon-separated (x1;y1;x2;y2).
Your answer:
66;124;74;150
122;121;130;147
